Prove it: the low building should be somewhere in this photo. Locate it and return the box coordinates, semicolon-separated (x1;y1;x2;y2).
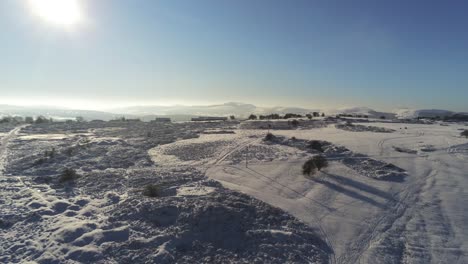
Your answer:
154;117;171;122
191;116;228;122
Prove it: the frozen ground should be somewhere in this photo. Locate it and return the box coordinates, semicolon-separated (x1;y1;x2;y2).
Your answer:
151;121;468;263
1;120;467;263
0;122;330;263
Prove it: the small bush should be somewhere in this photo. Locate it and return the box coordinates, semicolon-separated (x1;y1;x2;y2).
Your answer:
291;136;297;141
291;119;299;127
64;147;74;156
34;158;46;166
143;184;160;197
248;114;257;120
308;140;323;152
264;132;276;141
313;155;328;171
302;155;328;176
59;168;78;183
461;130;468;138
302;159;317;176
44;148;56;158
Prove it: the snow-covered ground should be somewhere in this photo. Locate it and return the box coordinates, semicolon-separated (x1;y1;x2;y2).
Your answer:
1;120;467;263
0;122;330;263
151;121;468;263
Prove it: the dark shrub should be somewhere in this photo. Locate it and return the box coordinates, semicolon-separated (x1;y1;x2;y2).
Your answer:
264;132;276;141
248;114;257;120
34;158;46;166
308;140;323;152
312;155;328;171
143;184;160;197
284;113;302;119
461;130;468;138
303;155;328;176
291;120;299;127
302;159;317;176
59;168;78;183
45;148;56;158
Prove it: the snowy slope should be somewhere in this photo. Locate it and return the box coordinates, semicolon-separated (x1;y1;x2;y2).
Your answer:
395;108;454;119
329;107;396;119
150;122;468;263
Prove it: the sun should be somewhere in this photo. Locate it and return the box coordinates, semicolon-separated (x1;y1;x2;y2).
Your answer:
28;0;83;27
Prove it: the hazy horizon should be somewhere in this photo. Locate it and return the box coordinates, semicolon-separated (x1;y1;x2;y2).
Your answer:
1;1;468;112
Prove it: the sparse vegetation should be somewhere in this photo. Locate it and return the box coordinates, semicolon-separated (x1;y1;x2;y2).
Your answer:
143;184;161;197
284;113;302;119
59;168;79;183
308;140;324;152
248;114;258;120
44;148;56;158
25;116;34;123
302;159;316;176
306;114;312;120
264;132;276;141
313;155;328;171
302;155;328;176
35;116;51;124
291;119;299;127
461;130;468;138
64;147;74;156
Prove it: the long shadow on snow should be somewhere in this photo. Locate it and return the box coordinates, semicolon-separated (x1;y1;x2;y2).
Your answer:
312;177;387;209
322;172;395;202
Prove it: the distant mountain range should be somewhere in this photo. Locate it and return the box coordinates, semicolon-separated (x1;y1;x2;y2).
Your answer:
0;103;466;121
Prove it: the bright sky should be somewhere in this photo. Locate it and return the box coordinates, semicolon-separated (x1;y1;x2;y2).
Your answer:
0;0;467;111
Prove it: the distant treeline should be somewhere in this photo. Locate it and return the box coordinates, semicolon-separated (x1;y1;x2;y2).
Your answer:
248;112;324;120
417;114;468;121
0;115;65;124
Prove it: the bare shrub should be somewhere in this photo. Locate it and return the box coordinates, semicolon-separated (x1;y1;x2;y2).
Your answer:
59;168;79;183
302;155;328;176
143;184;160;197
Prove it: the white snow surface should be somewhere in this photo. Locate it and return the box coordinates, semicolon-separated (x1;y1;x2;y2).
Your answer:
151;121;468;263
1;120;468;263
0;122;330;263
395;108;455;119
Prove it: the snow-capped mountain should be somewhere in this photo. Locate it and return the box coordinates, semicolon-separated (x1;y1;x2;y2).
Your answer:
395;108;455;119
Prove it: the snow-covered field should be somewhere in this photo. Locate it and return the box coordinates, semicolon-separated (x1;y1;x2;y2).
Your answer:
1;120;467;263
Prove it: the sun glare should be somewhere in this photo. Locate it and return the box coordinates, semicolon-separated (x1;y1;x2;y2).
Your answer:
29;0;83;27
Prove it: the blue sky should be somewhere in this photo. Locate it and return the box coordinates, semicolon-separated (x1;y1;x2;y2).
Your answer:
0;0;467;111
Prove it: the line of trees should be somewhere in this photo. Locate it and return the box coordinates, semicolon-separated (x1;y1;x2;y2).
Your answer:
248;112;325;120
0;115;54;124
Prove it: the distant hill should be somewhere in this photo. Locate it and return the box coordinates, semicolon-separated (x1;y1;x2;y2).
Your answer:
1;103;465;122
329;107;396;119
0;105;123;121
395;109;455;119
111;102;316;118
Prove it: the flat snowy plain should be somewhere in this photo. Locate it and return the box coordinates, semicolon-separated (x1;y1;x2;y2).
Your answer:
1;119;467;263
